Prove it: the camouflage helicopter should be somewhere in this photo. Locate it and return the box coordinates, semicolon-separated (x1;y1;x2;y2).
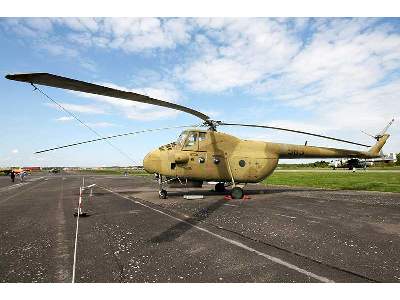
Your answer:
5;73;393;199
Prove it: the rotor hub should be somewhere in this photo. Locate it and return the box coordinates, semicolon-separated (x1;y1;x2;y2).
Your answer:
203;119;222;131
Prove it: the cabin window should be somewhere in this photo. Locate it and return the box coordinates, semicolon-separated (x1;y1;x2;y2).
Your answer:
198;132;208;152
198;132;206;142
239;160;246;167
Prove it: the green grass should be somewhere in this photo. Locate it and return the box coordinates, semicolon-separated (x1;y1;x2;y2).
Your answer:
264;171;400;193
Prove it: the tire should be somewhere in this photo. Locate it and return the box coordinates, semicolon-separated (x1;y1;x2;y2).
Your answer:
215;182;225;193
231;187;244;199
159;189;168;199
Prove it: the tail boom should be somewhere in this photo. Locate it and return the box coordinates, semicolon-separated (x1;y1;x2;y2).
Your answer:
276;134;389;159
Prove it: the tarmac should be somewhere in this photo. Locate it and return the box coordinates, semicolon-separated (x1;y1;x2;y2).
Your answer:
0;172;399;283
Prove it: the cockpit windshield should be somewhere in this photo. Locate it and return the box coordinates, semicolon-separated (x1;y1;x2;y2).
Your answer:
184;132;197;147
177;131;188;146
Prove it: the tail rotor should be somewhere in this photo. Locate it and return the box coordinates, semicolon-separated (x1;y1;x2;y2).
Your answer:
361;118;394;141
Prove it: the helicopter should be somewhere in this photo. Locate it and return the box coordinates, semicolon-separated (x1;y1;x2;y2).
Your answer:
5;73;393;199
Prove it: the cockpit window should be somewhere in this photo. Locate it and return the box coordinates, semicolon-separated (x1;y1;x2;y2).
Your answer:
184;132;197;147
177;131;188;146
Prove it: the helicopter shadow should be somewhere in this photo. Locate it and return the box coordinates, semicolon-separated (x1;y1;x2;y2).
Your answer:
148;187;312;244
165;186;310;197
149;198;228;244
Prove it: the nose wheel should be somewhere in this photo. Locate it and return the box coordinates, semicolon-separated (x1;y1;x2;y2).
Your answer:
159;189;168;199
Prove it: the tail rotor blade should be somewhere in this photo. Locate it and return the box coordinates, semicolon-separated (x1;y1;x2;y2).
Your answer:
361;130;376;139
378;118;395;137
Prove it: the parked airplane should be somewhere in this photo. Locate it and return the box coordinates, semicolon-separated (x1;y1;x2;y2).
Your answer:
329;152;397;170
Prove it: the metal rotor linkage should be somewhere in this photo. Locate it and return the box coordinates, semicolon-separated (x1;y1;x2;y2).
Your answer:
203;119;222;131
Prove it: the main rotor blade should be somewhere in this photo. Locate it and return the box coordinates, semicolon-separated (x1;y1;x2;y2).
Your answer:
5;73;210;122
220;122;371;147
35;124;199;154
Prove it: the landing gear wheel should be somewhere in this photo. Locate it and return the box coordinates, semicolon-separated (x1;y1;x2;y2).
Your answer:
159;189;168;199
215;182;226;193
230;187;244;199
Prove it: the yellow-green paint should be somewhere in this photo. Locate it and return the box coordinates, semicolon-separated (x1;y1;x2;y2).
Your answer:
143;129;389;183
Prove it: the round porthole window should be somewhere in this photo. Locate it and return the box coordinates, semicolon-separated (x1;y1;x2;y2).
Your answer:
198;157;205;164
239;160;246;167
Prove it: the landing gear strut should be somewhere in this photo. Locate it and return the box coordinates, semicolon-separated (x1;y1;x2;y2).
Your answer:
157;174;168;199
224;155;244;199
215;182;226;193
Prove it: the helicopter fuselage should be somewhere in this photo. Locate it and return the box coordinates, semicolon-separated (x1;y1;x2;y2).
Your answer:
143;129;387;184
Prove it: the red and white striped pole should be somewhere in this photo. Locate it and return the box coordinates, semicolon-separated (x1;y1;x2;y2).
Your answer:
78;186;83;216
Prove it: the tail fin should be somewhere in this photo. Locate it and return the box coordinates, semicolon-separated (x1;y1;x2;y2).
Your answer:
364;119;394;157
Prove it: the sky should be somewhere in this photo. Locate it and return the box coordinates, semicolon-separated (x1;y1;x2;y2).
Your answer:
0;17;399;167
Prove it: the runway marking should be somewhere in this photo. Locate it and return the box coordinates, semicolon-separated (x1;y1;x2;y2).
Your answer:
55;176;70;282
0;182;28;192
275;214;297;219
307;220;320;224
71;210;80;283
224;203;238;207
0;177;45;193
99;185;334;283
90;210;141;218
0;180;48;205
72;177;84;283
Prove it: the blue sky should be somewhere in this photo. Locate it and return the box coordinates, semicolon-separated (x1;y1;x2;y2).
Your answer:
0;18;399;167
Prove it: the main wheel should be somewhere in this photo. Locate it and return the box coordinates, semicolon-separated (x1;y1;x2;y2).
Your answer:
230;187;244;199
215;182;226;193
159;189;168;199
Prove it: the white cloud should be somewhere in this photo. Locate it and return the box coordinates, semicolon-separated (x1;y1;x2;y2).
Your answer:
44;17;193;54
70;81;182;121
46;103;106;114
55;116;74;122
3;18;53;37
2;18;399;151
177;18;301;92
227;18;400;154
101;18;193;52
0;18;188;67
85;122;115;128
38;43;79;58
11;149;19;154
55;18;100;33
179;58;262;92
24;18;53;32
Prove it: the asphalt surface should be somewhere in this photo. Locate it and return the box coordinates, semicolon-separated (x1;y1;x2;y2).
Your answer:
0;173;399;283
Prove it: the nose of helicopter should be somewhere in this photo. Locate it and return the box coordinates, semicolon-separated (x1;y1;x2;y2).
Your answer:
143;149;161;174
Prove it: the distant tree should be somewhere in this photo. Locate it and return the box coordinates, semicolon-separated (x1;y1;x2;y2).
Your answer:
311;161;330;168
396;153;400;165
